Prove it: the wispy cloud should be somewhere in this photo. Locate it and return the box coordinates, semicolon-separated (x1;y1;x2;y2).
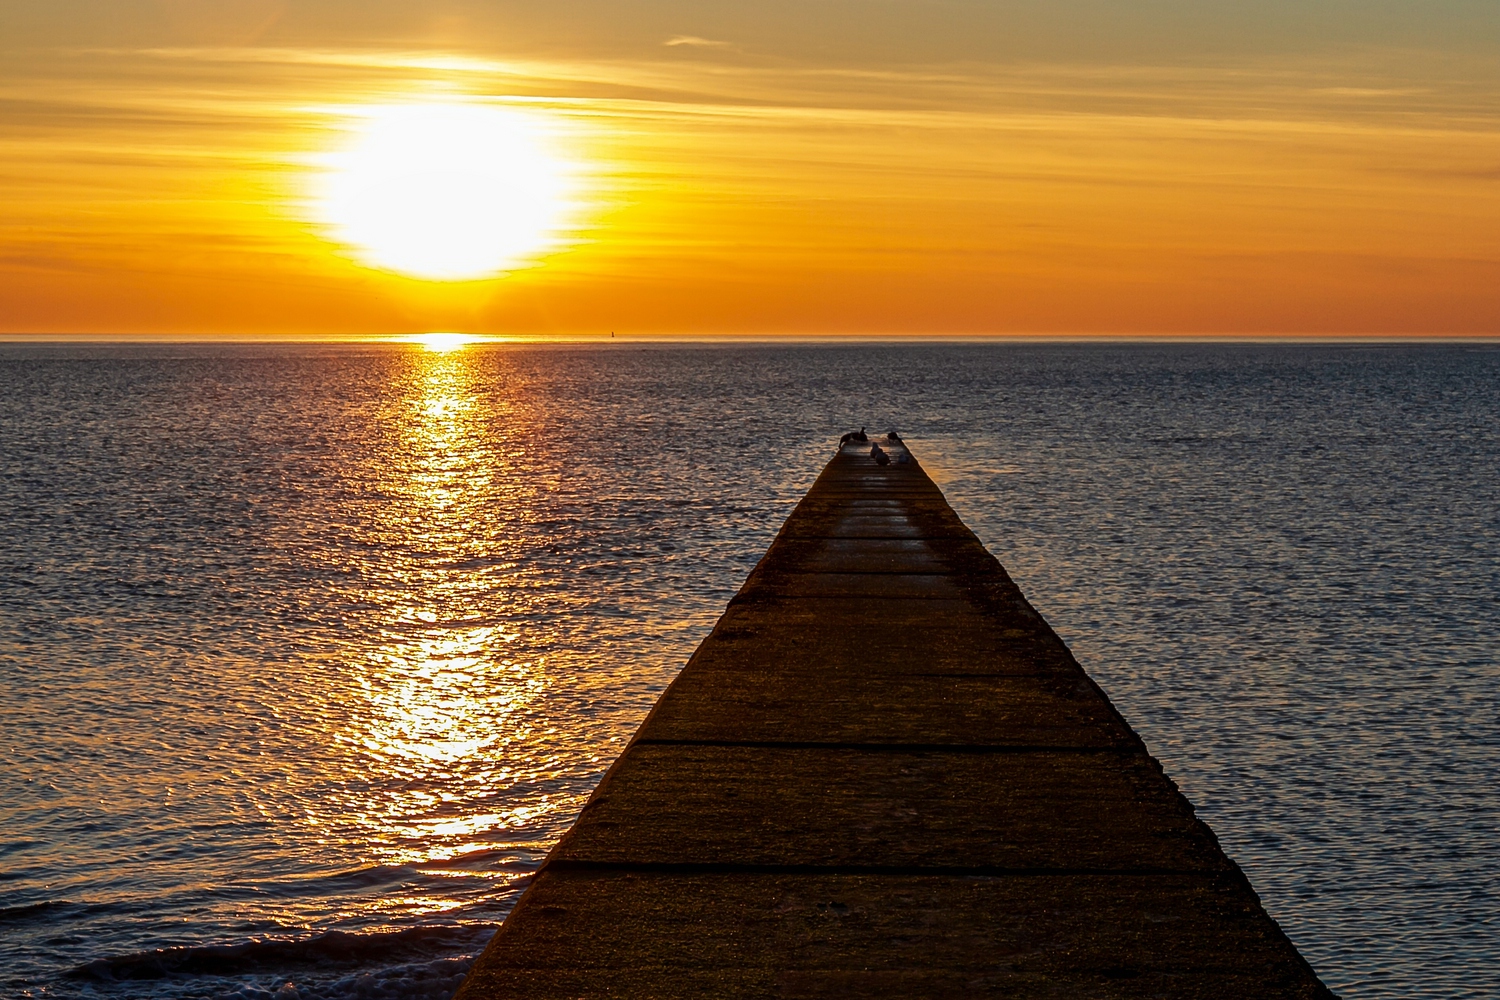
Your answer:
663;36;730;48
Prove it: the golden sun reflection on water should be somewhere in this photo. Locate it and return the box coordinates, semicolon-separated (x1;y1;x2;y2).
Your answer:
332;346;551;873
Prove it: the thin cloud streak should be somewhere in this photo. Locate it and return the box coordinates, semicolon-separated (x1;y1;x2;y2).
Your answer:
663;36;731;48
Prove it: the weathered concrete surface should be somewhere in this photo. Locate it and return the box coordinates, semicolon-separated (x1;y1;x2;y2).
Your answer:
456;438;1336;999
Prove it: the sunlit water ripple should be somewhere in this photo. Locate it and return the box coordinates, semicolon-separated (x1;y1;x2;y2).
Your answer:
1;343;1495;999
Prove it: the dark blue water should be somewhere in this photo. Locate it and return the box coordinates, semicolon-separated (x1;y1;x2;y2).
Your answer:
2;342;1496;998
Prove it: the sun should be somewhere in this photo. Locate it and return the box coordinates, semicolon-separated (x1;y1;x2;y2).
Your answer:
310;103;575;281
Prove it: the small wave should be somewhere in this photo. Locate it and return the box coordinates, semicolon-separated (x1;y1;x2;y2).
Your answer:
0;838;48;858
0;900;68;921
69;924;494;982
213;954;475;1000
240;854;538;902
411;846;541;872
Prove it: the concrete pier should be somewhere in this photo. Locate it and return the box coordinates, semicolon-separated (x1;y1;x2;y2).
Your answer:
456;437;1335;999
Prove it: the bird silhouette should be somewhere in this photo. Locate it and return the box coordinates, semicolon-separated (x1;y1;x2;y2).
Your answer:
838;426;870;448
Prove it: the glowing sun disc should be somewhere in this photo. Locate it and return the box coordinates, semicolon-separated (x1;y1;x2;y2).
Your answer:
311;104;574;281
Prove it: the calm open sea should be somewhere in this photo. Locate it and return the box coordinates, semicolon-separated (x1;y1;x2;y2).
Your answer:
1;342;1496;999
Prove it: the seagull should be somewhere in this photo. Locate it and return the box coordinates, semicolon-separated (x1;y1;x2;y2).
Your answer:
871;444;890;466
838;426;869;448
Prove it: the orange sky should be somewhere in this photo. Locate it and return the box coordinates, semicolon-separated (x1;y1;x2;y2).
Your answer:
3;3;1499;337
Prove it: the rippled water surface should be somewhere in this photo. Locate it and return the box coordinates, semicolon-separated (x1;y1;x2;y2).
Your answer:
1;342;1496;999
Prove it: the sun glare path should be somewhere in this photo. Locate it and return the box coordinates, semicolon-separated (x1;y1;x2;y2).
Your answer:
410;333;476;352
310;103;577;281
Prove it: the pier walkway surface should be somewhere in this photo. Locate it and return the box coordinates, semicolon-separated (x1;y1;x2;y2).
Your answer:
456;438;1335;999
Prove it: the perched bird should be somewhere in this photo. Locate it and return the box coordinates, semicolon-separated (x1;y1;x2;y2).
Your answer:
838;426;870;447
871;444;890;466
886;431;902;442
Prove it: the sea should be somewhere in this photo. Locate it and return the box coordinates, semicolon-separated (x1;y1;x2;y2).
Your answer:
1;341;1495;999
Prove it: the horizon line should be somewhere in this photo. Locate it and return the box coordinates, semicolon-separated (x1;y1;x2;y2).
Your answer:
4;333;1500;347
